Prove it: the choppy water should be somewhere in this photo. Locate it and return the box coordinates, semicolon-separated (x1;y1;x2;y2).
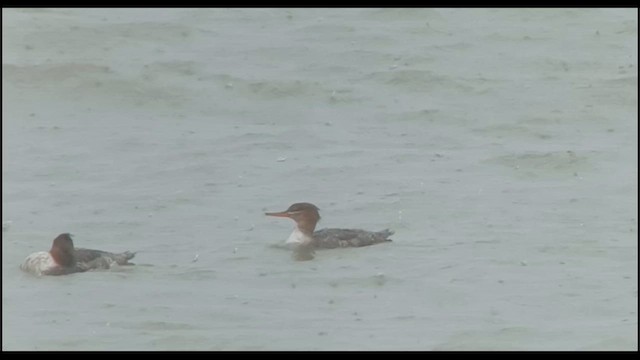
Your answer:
2;8;637;350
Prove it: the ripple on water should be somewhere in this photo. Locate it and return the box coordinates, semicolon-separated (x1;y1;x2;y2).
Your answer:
484;150;592;178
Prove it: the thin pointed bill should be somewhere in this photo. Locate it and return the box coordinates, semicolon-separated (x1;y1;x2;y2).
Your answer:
265;211;291;218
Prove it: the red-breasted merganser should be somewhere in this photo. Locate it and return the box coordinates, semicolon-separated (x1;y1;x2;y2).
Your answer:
265;202;393;260
20;233;136;276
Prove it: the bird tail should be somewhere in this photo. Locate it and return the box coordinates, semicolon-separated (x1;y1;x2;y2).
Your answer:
114;251;136;265
377;229;394;241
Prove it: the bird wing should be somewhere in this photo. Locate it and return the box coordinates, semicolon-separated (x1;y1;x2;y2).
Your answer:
313;228;393;248
74;248;136;265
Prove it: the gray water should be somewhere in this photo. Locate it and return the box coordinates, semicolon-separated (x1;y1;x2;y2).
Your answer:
2;8;637;350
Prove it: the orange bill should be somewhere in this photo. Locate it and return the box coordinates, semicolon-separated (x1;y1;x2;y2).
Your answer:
265;211;291;217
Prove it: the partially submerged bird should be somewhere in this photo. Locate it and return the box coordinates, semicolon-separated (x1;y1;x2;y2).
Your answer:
265;202;393;260
20;233;136;276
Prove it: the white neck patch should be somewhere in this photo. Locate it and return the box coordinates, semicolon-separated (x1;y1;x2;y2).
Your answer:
286;228;312;245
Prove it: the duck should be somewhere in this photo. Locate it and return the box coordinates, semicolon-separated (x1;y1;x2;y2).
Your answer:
20;233;135;276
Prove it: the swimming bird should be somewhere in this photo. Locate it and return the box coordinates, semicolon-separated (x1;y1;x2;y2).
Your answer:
20;233;135;276
265;202;393;260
